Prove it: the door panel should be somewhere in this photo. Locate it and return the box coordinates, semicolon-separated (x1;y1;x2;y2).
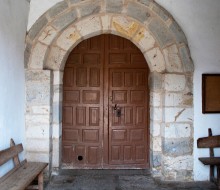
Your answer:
62;34;149;169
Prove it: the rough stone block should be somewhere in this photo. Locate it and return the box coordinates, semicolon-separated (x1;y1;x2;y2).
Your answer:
26;124;50;138
48;1;68;19
52;138;60;167
164;74;186;91
164;93;193;107
149;72;163;90
32;106;50;114
134;27;155;52
150;107;162;122
29;43;48;69
28;15;48;40
24;42;32;68
26;83;51;104
164;108;193;122
163;155;193;170
26;114;50;125
150;92;161;107
78;0;101;18
76;16;102;38
52;8;77;30
163;44;183;72
137;0;152;7
149;18;174;48
38;26;58;46
152;152;161;167
145;47;166;72
162;138;193;156
163;123;191;138
152;5;169;21
53;124;61;138
26;138;50;152
170;21;187;44
54;71;63;85
151;122;161;137
127;2;151;23
106;0;123;13
179;46;194;72
69;0;87;4
26;70;51;83
153;136;162;151
56;26;81;51
53;103;62;124
111;16;139;38
47;46;68;70
101;15;111;31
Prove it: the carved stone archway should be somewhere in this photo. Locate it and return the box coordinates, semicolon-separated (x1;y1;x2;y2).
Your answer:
25;0;194;180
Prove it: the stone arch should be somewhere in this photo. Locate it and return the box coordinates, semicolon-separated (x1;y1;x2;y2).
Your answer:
25;0;194;181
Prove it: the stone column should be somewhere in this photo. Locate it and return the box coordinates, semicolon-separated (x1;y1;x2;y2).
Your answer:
25;70;53;174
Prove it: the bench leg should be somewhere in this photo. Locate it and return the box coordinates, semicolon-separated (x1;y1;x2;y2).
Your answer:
38;172;44;190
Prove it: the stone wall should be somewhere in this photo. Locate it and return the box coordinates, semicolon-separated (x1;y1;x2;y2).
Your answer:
25;0;194;181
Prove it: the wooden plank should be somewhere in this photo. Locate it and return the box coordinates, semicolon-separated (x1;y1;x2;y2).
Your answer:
1;162;48;190
10;139;21;167
0;144;23;166
197;135;220;148
199;157;220;165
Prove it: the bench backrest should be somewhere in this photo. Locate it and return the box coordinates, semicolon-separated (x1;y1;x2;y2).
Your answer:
0;140;23;166
197;129;220;148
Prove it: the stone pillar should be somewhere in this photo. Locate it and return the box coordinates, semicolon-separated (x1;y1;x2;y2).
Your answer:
161;74;193;181
25;70;53;174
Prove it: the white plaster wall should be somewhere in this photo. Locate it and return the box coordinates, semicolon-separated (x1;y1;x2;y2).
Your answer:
0;0;29;177
27;0;220;180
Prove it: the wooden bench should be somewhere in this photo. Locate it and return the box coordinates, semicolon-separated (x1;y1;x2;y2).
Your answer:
197;128;220;189
0;139;48;190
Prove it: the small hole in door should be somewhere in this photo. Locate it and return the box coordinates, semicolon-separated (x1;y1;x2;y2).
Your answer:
78;156;83;161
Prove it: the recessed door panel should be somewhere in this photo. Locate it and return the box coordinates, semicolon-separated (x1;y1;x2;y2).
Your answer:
62;34;149;169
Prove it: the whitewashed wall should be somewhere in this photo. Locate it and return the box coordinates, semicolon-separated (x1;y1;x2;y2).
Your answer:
27;0;220;180
0;0;29;177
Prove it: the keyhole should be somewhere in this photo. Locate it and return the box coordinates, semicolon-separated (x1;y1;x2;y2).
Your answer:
78;156;83;161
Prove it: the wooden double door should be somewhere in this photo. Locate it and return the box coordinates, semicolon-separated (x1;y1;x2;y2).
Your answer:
62;34;149;169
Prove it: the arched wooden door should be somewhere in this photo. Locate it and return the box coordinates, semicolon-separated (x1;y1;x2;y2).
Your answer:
62;34;149;169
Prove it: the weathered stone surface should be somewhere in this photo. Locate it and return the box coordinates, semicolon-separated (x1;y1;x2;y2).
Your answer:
69;0;87;4
163;123;191;138
56;26;81;51
164;92;193;107
163;155;193;170
151;122;161;137
163;44;183;72
111;16;139;38
78;0;101;18
137;0;152;7
134;27;155;52
127;2;151;23
24;42;32;68
164;108;193;122
150;92;161;107
52;124;61;138
152;4;169;21
106;0;123;13
26;83;51;104
53;103;62;123
76;16;102;38
26;70;51;82
150;107;162;121
54;71;63;85
164;74;186;91
29;42;48;69
52;9;77;30
38;26;58;45
26;114;50;125
47;46;68;70
52;138;60;167
152;152;161;167
28;15;48;40
176;170;193;181
170;21;187;44
149;18;174;48
152;137;161;152
101;15;111;31
26;124;50;138
149;72;163;90
145;47;166;72
32;106;50;114
179;46;194;72
48;1;68;19
162;138;193;156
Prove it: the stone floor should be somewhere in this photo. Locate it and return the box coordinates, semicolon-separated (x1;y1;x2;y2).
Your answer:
45;170;218;190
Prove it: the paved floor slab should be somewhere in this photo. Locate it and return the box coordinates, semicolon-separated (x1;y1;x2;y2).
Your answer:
45;170;217;190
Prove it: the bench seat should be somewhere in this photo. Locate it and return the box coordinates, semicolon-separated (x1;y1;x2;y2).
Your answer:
1;162;47;190
199;157;220;166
